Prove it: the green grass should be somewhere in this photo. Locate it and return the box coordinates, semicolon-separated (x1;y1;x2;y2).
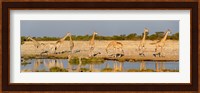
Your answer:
140;69;155;72
101;68;113;72
117;57;126;62
162;69;179;72
80;68;90;72
127;69;140;72
69;57;105;65
49;67;68;72
35;69;47;72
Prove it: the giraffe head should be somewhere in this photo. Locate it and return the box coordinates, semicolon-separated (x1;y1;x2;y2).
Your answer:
93;32;98;35
27;36;32;40
144;28;149;33
166;29;172;34
66;32;71;36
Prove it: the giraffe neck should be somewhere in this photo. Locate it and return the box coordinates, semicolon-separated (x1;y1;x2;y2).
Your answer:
69;35;73;42
91;33;96;43
29;38;40;45
142;32;146;42
161;32;169;42
29;37;36;42
60;34;69;42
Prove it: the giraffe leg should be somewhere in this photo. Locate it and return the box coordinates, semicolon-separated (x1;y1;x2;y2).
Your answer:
89;47;94;57
114;48;117;58
88;47;92;57
120;48;124;57
70;46;73;53
155;46;157;52
160;47;165;57
138;46;143;56
154;45;160;57
138;45;141;51
142;46;145;57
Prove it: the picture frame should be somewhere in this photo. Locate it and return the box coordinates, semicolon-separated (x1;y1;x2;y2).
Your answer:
1;1;198;92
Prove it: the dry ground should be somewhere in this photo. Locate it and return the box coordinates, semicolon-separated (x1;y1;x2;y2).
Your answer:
21;40;179;61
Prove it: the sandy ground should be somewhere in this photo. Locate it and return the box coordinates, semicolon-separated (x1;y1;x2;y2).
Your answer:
21;40;179;61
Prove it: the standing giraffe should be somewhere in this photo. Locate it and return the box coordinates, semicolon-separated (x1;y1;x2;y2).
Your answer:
88;32;98;57
68;33;74;53
152;29;171;57
137;28;149;56
106;41;124;58
54;32;70;53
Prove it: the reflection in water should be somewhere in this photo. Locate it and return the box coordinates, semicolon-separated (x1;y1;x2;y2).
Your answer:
113;61;123;72
33;59;41;71
155;62;166;72
44;59;64;69
21;59;179;72
140;61;146;71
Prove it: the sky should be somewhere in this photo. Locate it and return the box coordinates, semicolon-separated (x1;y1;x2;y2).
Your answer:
21;20;179;37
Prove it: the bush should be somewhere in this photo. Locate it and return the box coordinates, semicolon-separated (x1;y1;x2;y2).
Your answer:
101;68;113;72
49;67;68;72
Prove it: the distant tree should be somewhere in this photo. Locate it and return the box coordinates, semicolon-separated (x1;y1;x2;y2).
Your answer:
21;36;26;45
21;32;179;41
155;32;164;40
169;32;179;40
126;33;137;40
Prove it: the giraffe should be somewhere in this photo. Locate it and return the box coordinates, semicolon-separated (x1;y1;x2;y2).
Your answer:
152;29;171;57
27;36;41;49
137;28;149;57
106;41;124;58
27;36;52;55
68;33;74;53
88;32;98;57
54;32;70;53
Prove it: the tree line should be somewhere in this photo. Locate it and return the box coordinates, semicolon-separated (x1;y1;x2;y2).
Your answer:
21;32;179;44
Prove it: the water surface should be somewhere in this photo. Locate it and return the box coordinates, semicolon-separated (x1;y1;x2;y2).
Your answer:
21;59;179;72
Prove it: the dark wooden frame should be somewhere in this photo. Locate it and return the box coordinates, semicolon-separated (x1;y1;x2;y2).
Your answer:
2;2;198;91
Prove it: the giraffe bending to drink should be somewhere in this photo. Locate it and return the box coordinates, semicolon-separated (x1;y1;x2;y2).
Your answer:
106;41;124;58
54;32;70;53
27;36;55;55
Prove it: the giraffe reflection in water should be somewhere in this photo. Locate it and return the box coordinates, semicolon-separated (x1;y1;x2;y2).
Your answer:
155;61;166;72
21;58;178;72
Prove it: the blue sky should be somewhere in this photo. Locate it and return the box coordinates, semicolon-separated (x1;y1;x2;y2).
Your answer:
21;20;179;37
